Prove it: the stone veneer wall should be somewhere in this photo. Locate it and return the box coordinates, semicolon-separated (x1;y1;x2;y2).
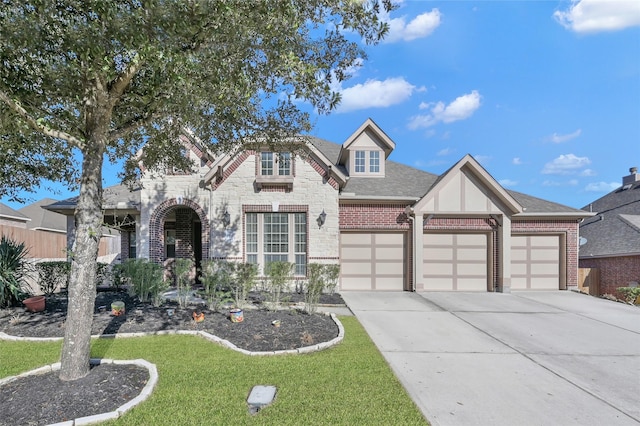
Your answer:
140;151;340;267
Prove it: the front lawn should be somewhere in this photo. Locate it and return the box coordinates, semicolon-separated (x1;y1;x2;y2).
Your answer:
0;317;427;425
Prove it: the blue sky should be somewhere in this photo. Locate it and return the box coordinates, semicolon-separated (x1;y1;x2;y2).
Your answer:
2;0;639;211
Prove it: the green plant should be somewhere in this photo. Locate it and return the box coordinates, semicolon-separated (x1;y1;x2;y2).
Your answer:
115;259;165;304
36;261;70;296
263;261;293;311
617;286;640;304
324;264;340;295
95;262;111;287
233;263;258;308
0;235;32;308
174;258;194;308
304;264;325;313
200;260;233;311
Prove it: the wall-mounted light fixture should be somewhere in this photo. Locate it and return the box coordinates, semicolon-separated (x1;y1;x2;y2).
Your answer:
222;210;231;228
317;209;327;229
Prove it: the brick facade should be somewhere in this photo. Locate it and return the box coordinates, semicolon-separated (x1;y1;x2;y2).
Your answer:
147;198;209;264
580;255;640;297
339;203;411;229
512;220;580;288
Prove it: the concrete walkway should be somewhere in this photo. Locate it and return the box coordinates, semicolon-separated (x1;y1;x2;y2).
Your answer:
341;291;640;426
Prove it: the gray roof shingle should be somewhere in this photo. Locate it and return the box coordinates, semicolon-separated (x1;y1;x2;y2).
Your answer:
579;181;640;258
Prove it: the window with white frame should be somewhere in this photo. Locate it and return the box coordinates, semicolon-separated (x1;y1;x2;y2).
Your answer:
245;212;307;276
369;150;380;173
354;150;366;173
260;152;291;176
353;150;382;175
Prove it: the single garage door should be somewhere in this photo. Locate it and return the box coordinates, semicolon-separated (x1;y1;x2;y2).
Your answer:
340;232;407;291
423;232;489;291
511;234;561;290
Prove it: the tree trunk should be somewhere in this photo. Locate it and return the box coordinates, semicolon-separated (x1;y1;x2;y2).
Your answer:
59;128;106;381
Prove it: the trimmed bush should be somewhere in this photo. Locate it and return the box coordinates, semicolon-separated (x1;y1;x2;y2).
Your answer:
36;261;70;295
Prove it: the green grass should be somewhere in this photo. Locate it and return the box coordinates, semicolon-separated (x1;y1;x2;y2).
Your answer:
0;317;427;425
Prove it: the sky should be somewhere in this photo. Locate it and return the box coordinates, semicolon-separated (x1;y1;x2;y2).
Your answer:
2;0;639;211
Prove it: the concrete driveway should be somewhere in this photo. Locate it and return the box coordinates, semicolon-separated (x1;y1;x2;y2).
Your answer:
341;291;640;426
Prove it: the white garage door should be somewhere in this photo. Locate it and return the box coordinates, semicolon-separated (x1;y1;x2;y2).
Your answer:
339;232;406;291
511;235;560;290
423;232;489;291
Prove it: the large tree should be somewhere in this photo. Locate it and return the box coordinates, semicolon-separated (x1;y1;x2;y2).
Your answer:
0;0;392;380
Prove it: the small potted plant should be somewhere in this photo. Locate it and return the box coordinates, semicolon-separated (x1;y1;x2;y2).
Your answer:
230;308;244;323
111;300;125;316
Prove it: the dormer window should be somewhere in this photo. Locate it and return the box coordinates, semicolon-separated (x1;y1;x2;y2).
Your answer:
355;151;366;173
353;150;382;175
370;151;380;173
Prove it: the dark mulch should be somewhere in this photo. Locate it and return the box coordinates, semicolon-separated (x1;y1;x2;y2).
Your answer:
0;290;344;426
0;363;148;426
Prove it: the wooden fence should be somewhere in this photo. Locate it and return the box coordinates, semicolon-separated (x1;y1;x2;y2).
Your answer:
578;267;600;296
0;225;120;259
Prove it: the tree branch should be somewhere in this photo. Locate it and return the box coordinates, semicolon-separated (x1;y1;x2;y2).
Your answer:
0;89;86;149
109;110;159;141
108;54;143;108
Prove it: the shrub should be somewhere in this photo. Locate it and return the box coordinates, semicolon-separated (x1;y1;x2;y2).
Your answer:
324;264;340;296
36;261;70;296
115;259;165;304
304;263;325;313
200;260;233;311
174;258;194;308
264;261;293;311
233;262;258;308
617;286;640;304
0;236;32;307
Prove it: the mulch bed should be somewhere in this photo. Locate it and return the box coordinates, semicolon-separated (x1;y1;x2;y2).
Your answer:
0;290;344;426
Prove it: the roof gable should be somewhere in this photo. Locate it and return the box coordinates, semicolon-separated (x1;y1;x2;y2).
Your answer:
337;118;395;165
413;154;522;215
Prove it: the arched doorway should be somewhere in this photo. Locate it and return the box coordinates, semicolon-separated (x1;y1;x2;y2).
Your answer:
149;198;210;268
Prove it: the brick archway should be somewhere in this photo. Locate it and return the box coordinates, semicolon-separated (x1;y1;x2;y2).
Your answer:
149;198;210;264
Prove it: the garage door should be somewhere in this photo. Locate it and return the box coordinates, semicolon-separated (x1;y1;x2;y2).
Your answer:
511;235;560;290
423;232;489;291
340;232;406;291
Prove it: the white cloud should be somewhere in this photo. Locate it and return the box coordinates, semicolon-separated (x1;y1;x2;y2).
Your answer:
437;148;452;156
336;77;416;113
554;0;640;33
386;9;442;42
580;168;596;177
499;179;518;187
408;90;482;129
512;157;523;165
543;179;579;187
541;154;591;175
547;129;582;143
584;181;620;192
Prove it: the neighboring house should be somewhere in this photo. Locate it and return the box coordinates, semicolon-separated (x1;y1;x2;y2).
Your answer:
579;167;640;296
0;202;30;228
46;119;591;292
18;198;67;234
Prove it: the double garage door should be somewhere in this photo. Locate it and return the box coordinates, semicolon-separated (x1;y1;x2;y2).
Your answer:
339;232;407;291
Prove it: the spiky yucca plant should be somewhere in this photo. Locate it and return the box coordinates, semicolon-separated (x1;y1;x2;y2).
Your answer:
0;236;31;308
